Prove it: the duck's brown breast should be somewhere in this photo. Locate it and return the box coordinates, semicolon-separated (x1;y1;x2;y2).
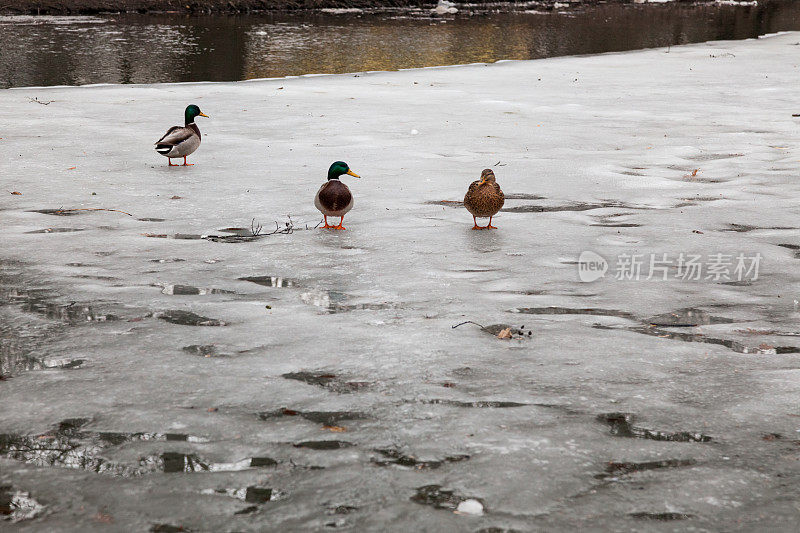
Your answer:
464;181;504;217
316;180;353;216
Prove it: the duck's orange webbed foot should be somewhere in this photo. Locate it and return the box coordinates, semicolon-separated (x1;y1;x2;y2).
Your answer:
182;156;194;166
471;216;483;230
485;216;498;229
333;217;346;230
321;216;335;229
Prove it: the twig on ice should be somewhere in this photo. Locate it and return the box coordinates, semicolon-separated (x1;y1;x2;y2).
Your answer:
250;218;263;237
28;97;53;105
451;320;488;331
205;216;319;242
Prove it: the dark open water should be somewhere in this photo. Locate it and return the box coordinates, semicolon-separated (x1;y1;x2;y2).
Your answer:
1;1;799;88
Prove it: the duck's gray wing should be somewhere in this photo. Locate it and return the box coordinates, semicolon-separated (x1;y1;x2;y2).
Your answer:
155;126;192;146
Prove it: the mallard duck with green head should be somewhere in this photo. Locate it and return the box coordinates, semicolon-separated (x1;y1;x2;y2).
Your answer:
154;104;209;166
464;168;504;229
314;161;360;230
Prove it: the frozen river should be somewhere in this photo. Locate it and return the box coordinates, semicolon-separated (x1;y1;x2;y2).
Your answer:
2;31;800;531
2;1;800;87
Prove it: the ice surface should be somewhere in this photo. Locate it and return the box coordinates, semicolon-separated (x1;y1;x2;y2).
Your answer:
2;33;800;531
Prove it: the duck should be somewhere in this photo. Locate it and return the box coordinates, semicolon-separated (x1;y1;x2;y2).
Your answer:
314;161;360;230
154;104;209;166
463;168;504;229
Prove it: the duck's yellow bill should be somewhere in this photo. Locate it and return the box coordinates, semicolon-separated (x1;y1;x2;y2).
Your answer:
346;170;361;178
199;112;210;118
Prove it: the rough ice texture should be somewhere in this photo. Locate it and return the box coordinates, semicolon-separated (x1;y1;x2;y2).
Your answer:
2;32;800;531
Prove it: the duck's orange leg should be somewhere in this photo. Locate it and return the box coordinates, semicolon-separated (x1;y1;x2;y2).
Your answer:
471;215;482;230
486;216;498;229
321;216;335;229
333;216;347;230
182;156;194;166
168;159;177;166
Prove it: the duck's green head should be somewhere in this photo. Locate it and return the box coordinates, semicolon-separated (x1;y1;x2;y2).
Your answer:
328;161;360;181
185;104;209;125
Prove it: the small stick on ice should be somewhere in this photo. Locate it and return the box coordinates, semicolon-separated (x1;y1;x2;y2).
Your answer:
28;97;53;105
251;218;263;237
451;320;488;331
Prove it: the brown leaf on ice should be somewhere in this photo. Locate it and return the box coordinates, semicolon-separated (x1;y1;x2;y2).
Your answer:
323;425;346;433
93;512;114;524
497;327;513;339
170;195;183;200
10;191;22;195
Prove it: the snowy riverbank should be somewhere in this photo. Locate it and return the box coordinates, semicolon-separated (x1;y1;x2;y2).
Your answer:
2;32;800;531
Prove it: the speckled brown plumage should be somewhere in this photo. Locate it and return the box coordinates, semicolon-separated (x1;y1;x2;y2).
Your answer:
464;169;504;229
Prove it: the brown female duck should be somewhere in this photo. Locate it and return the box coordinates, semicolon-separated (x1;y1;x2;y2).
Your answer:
464;168;504;229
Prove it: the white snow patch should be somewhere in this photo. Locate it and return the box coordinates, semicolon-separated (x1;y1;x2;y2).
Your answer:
0;15;107;25
320;8;365;14
431;0;459;15
455;499;484;516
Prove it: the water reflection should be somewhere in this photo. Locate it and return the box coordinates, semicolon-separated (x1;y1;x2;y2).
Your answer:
1;1;799;88
0;418;277;477
0;264;83;377
0;275;116;376
300;288;394;313
200;486;276;503
0;485;45;523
